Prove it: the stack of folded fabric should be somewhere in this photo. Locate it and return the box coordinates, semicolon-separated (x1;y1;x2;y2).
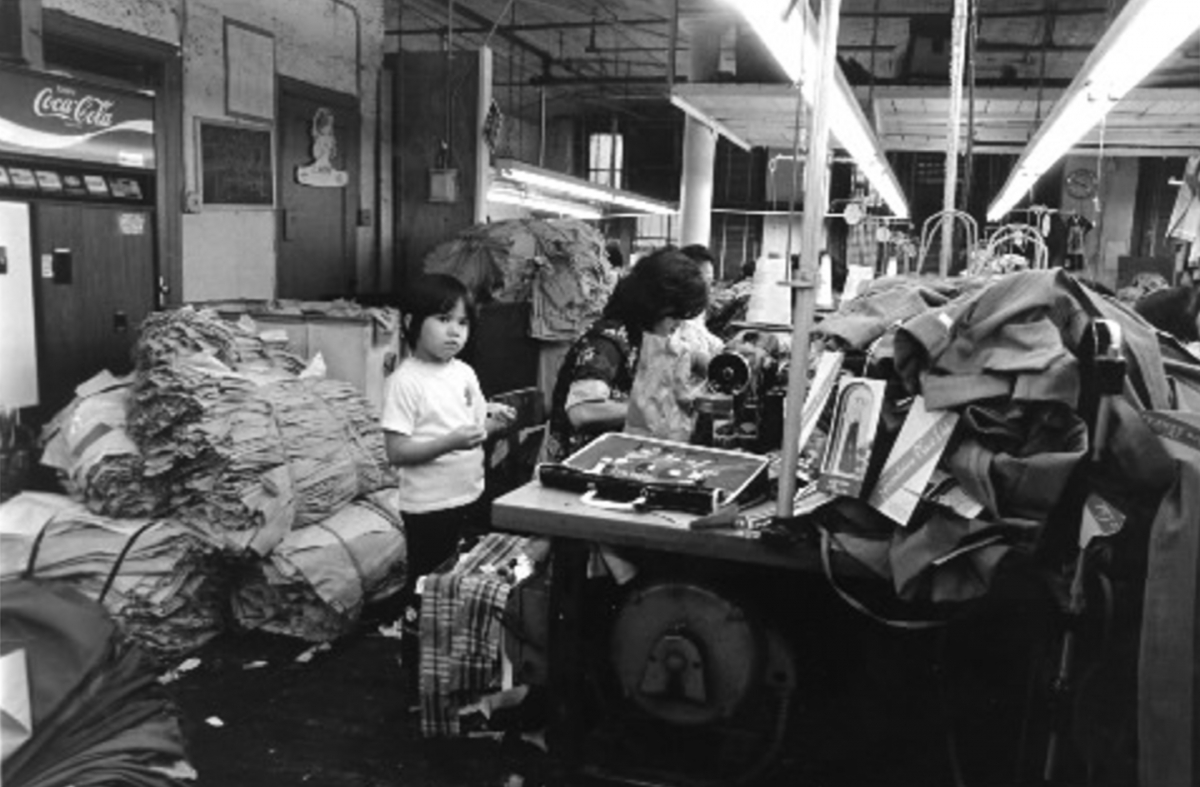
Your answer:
40;372;166;518
135;304;304;373
230;489;407;641
129;354;391;555
0;492;225;656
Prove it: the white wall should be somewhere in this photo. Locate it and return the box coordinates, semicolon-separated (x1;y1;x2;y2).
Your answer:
44;0;180;44
44;0;386;303
0;202;40;408
181;0;385;301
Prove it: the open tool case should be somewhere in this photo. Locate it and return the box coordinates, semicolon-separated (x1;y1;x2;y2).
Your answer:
536;433;771;515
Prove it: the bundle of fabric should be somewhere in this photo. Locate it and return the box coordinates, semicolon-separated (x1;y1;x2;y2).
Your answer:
420;533;537;737
135;305;304;374
0;492;225;656
1;579;194;787
129;354;391;555
40;372;165;518
816;275;987;351
230;489;407;641
423;218;615;341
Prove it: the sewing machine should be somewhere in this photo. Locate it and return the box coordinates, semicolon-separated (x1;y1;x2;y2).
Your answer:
700;328;791;451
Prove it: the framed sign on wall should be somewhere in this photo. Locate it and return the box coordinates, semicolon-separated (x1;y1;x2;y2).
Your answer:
196;118;274;208
225;19;275;122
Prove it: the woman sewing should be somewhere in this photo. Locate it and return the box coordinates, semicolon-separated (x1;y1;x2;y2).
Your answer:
543;247;710;462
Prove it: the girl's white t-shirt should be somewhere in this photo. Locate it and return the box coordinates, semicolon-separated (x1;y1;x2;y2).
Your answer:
381;356;486;513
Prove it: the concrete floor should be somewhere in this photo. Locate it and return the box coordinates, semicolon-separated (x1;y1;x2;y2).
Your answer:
170;621;567;787
165;588;1090;787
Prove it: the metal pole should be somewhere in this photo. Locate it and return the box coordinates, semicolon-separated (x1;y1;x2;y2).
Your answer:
940;0;969;275
776;0;843;517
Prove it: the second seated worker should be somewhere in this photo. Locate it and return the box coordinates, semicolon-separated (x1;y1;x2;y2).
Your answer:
382;273;515;585
544;246;710;461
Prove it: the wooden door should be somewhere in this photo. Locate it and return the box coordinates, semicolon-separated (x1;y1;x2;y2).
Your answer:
277;80;359;299
33;202;156;413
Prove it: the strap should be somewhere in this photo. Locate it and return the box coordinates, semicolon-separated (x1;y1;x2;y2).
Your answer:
818;526;948;631
23;518;55;579
99;520;159;604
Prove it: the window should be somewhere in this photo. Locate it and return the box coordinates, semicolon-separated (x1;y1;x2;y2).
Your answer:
588;132;623;189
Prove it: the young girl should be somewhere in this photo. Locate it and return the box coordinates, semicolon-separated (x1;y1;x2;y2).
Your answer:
381;273;513;583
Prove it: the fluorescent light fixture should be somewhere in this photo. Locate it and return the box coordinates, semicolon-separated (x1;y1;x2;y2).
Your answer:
669;94;752;152
493;158;677;215
987;0;1200;222
734;0;909;218
487;183;603;219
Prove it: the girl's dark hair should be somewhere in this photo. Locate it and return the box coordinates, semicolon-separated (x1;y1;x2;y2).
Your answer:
1135;285;1200;342
604;247;709;347
401;273;476;349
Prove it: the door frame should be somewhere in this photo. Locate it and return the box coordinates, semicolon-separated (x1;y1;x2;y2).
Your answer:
276;76;360;296
42;10;183;307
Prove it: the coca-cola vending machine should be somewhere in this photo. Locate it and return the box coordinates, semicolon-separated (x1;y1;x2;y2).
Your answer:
0;64;157;416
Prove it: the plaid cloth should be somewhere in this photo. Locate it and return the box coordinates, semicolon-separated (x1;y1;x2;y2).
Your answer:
419;533;531;737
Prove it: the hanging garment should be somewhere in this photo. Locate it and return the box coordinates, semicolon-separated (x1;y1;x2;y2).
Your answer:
1138;411;1200;787
1167;156;1200;263
419;533;535;738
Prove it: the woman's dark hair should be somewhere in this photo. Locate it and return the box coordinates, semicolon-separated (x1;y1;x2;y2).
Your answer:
401;273;477;349
605;241;625;269
1135;285;1200;342
603;247;709;348
679;244;716;265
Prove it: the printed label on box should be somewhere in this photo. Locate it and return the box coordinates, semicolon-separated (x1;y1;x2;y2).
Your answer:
817;377;886;499
867;395;959;525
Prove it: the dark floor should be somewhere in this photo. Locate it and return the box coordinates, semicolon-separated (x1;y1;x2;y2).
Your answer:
170;618;568;787
164;584;1116;787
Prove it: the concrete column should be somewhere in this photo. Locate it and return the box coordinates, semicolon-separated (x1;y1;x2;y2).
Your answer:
678;19;725;247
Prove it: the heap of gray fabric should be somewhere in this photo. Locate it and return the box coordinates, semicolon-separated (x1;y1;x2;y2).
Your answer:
0;492;226;656
230;489;407;641
129;353;391;556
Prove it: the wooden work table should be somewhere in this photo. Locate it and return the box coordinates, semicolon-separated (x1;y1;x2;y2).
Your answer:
490;480;847;775
491;480;824;573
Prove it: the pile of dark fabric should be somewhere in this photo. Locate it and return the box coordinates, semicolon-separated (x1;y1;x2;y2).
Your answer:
1;579;195;786
793;268;1200;785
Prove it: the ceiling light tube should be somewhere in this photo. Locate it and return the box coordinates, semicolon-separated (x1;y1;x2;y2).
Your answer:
494;158;678;215
487;184;603;220
669;94;752;151
987;0;1200;222
734;0;909;218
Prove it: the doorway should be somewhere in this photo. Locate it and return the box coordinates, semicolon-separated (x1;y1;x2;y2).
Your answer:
277;78;360;299
33;202;156;413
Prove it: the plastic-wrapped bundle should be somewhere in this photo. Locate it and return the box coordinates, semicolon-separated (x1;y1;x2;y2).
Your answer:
135;305;305;373
40;373;166;517
230;489;407;641
0;492;226;656
130;354;392;555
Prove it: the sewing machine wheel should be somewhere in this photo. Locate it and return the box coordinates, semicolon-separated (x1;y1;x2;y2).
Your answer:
708;352;753;396
610;583;765;726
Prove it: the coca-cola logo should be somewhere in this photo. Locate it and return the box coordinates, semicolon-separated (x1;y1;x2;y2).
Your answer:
33;86;115;130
